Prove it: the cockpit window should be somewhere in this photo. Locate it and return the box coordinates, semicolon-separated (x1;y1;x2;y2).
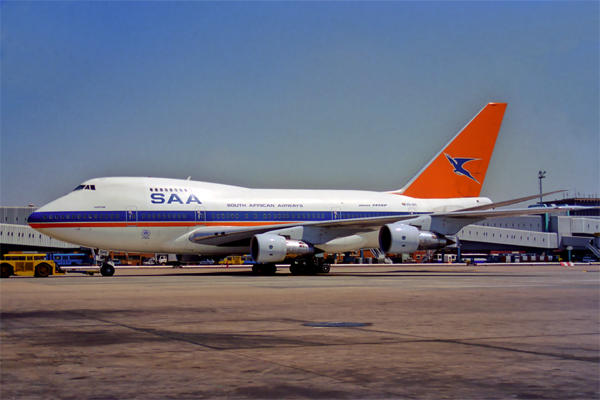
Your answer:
73;184;96;191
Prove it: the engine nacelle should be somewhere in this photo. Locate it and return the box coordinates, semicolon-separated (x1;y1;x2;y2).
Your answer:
250;234;314;263
379;223;448;254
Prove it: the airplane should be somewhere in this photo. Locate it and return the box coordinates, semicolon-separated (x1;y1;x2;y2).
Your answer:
27;103;572;276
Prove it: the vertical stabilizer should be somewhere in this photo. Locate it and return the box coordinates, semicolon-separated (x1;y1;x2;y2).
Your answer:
393;103;507;198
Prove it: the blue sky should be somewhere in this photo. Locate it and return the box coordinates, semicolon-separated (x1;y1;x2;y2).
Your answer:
2;1;598;207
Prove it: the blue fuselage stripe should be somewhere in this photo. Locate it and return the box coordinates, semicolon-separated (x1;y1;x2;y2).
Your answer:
28;210;414;225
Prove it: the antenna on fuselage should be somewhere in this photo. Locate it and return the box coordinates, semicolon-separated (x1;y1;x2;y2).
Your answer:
187;176;191;180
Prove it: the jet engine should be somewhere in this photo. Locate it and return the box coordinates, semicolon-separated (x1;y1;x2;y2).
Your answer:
379;223;449;254
250;234;315;263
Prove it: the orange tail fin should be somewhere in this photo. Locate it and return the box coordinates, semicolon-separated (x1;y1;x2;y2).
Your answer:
393;103;507;198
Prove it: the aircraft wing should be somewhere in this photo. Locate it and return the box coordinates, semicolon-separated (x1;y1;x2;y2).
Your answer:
458;190;566;211
188;204;586;247
188;217;405;246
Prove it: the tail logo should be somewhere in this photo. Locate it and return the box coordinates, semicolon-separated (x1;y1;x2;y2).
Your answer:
444;153;480;184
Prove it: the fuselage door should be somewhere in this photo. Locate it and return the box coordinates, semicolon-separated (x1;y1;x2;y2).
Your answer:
126;206;137;227
332;207;342;220
195;206;206;226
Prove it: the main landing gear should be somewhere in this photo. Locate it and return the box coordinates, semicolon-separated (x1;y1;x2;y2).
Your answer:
289;258;330;275
251;258;331;276
251;263;277;275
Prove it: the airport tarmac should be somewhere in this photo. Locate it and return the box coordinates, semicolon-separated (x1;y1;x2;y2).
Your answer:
1;264;599;399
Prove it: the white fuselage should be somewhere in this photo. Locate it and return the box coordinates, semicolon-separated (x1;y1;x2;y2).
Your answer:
28;177;490;255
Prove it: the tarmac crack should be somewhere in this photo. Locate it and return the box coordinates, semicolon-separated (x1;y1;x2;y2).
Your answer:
65;310;417;400
439;339;600;364
353;327;600;363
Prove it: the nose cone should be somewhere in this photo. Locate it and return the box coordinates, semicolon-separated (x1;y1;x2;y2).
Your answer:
27;196;69;233
27;209;44;227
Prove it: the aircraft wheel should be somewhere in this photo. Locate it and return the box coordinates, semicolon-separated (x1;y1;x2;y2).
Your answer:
1;263;13;278
100;263;115;277
35;263;52;278
289;263;301;275
320;264;331;274
305;260;317;275
253;264;277;275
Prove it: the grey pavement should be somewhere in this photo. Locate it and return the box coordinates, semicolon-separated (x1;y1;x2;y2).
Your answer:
1;264;599;399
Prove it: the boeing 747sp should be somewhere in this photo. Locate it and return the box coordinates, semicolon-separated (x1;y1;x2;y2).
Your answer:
28;103;570;275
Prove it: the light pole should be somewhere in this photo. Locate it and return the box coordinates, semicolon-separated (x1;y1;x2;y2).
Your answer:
538;170;546;204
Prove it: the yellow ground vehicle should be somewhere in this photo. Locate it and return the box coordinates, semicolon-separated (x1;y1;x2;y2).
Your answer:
0;253;65;278
218;255;244;265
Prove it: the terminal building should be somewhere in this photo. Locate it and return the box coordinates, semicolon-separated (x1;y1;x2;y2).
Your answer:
1;201;599;262
453;198;600;261
1;206;80;255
